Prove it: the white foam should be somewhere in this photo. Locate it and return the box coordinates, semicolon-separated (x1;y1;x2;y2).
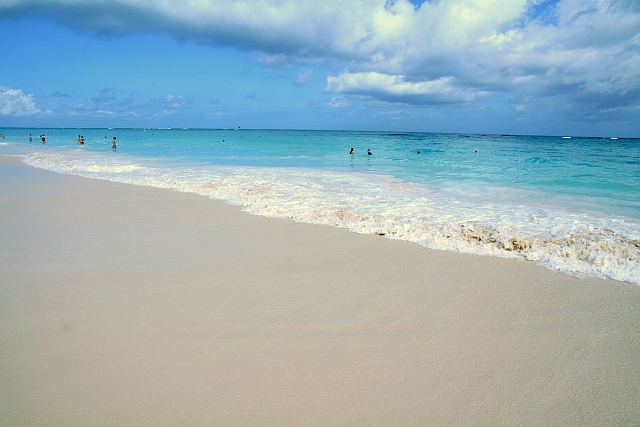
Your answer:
23;151;640;285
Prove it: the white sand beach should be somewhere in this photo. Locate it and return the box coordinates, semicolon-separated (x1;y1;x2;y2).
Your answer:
1;155;639;426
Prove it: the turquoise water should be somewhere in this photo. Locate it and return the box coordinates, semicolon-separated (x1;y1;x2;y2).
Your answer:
2;127;639;284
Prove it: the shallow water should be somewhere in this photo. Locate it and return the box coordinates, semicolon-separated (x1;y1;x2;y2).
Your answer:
2;128;639;284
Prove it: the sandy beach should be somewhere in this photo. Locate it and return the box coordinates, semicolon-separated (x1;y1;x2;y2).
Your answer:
1;154;639;426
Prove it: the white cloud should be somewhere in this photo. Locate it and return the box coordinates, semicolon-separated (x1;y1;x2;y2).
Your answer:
326;72;486;104
0;87;42;116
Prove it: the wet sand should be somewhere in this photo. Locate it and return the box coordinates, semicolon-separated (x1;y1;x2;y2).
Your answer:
1;155;639;426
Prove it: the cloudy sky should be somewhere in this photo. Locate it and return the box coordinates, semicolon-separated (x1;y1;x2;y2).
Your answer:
1;0;639;136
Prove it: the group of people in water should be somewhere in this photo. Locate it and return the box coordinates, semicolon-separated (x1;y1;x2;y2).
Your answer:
2;133;120;148
351;148;423;155
26;133;45;142
350;148;373;155
73;134;117;149
77;135;116;149
23;133;116;148
19;133;44;142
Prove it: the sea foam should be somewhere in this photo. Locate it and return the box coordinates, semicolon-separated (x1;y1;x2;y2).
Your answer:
23;151;640;285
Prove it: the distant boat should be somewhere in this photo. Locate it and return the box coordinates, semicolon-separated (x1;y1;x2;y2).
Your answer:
562;136;571;139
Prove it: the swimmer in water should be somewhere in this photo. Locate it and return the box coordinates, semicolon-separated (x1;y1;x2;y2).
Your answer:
367;149;372;155
112;137;117;149
78;135;82;145
350;148;355;154
29;134;32;141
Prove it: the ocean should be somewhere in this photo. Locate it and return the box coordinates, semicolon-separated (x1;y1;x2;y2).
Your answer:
1;127;639;284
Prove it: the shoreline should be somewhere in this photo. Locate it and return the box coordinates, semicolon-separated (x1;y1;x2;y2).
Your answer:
1;155;639;425
18;147;640;285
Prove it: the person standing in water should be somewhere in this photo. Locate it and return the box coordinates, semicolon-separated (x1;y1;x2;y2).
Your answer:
367;149;372;155
112;137;117;150
78;135;82;145
350;148;355;154
29;133;32;142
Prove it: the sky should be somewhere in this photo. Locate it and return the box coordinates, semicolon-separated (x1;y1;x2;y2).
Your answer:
1;0;639;136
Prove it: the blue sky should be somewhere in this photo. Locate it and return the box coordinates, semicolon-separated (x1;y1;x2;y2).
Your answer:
1;0;639;136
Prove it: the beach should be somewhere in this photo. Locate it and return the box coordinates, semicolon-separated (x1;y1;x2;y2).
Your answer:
1;154;639;425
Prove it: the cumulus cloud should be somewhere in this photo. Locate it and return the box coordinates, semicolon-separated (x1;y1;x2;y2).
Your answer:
2;0;639;116
0;86;43;115
326;72;486;104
